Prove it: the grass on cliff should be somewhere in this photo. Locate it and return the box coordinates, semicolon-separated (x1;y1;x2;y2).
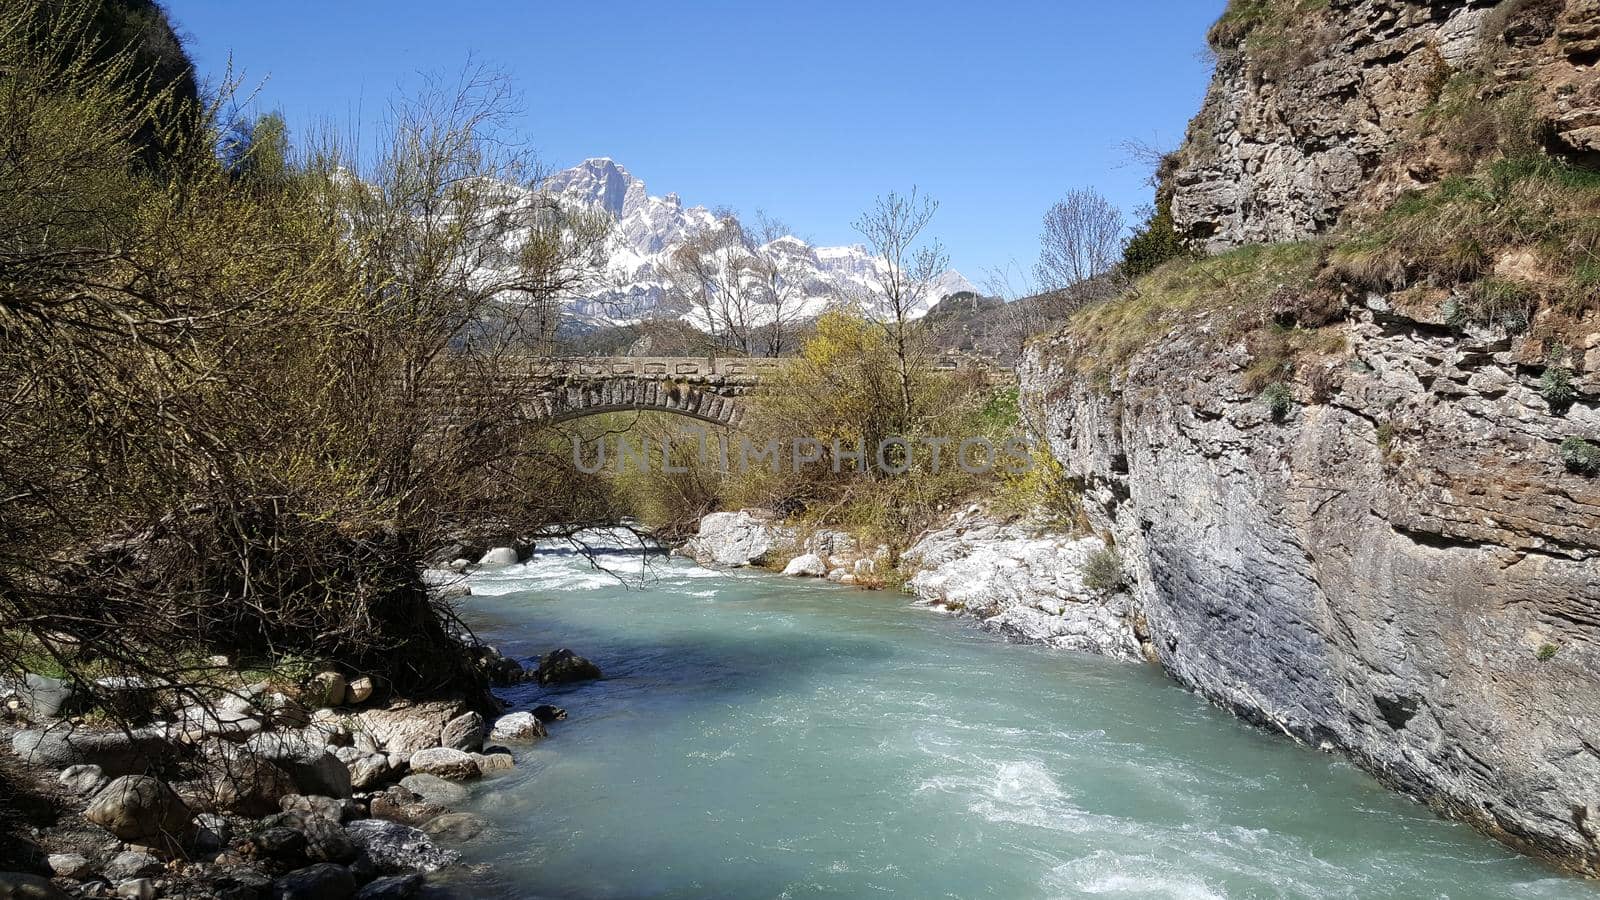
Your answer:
1052;242;1325;381
1330;155;1600;332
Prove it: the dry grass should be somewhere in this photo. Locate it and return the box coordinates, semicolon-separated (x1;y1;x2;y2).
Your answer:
1052;242;1325;380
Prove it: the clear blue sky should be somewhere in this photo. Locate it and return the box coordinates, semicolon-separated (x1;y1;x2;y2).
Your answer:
164;0;1225;282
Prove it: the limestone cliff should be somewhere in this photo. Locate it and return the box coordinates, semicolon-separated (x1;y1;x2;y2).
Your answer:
1022;0;1600;875
1172;0;1600;250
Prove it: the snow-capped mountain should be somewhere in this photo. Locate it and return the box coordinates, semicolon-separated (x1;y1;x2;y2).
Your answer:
544;158;976;325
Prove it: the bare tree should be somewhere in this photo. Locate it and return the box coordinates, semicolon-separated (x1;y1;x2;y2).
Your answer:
746;210;809;357
852;187;948;429
668;216;760;357
1034;187;1125;293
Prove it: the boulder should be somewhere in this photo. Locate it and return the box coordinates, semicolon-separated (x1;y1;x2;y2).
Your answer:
680;509;789;567
343;821;458;873
353;874;422;900
534;649;601;686
354;702;465;758
0;873;70;900
420;812;487;843
279;794;351;823
530;705;566;724
438;712;485;753
476;547;518;568
255;826;309;860
12;728;170;777
58;764;109;797
397;774;467;807
308;673;346;709
301;817;357;864
103;851;162;882
488;712;545;743
114;880;156;900
214;867;273;900
195;812;231;852
212;758;297;816
781;553;827;577
84;775;193;848
271;864;355;900
367;788;446;828
3;873;76;900
46;854;93;880
471;751;514;773
405;748;479;782
18;674;76;718
344;678;374;706
342;753;392;791
244;734;353;799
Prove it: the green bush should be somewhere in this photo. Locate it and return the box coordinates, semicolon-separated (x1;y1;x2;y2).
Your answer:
1537;643;1558;662
1260;382;1294;421
1540;363;1576;412
1122;197;1190;279
1560;437;1600;475
1082;546;1125;594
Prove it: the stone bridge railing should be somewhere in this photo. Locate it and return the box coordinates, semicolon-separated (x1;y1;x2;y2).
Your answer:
516;355;1010;426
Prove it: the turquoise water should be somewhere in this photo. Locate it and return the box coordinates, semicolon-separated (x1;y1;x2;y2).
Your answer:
450;541;1597;900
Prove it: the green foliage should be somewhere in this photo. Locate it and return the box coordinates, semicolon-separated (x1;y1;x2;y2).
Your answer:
1122;197;1191;279
993;445;1086;531
1540;361;1576;411
1560;437;1600;475
1260;382;1294;421
721;311;1011;547
1537;643;1559;662
1081;546;1125;594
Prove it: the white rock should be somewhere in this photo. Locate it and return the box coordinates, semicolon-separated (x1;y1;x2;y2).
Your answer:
407;747;481;781
477;547;519;567
680;510;791;568
903;522;1141;660
781;554;827;577
345;677;374;705
488;712;546;743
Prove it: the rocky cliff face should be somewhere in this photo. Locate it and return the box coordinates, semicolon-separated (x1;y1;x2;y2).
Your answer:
1021;294;1600;872
1172;0;1600;250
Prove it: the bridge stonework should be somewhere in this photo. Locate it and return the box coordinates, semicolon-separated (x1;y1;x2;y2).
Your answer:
524;357;783;427
516;355;1007;427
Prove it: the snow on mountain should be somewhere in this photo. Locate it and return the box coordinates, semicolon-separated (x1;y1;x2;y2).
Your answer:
544;158;976;325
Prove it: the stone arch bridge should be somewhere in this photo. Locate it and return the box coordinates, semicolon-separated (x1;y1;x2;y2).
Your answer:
518;355;1006;428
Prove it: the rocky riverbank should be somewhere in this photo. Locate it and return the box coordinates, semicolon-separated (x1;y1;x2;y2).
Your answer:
0;558;602;900
677;506;1147;660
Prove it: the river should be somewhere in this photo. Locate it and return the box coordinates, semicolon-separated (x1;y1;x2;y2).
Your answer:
447;538;1597;899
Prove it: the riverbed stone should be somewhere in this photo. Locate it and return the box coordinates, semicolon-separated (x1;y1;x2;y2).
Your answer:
353;874;421;900
438;712;485;753
85;776;193;848
212;758;297;816
534;649;601;686
344;678;373;706
343;821;459;874
58;764;108;797
420;812;487;843
780;553;826;577
471;751;514;773
47;854;93;880
271;863;355;900
397;774;467;807
114;879;156;900
531;705;566;724
12;728;170;777
405;747;480;781
103;851;162;882
488;712;545;742
354;702;465;758
680;509;790;567
476;547;518;568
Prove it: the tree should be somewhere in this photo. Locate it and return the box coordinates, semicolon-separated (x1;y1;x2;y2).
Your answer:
851;187;948;429
1034;187;1126;293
